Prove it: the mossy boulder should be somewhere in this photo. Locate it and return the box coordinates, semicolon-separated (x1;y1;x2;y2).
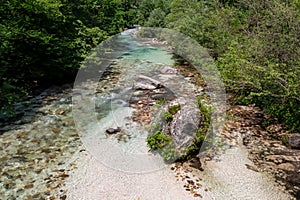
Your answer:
147;96;211;162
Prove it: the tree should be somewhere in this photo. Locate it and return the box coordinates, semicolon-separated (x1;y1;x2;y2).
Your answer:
144;8;166;27
0;0;132;113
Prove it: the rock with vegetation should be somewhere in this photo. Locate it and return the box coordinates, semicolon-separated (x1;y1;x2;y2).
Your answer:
147;94;211;162
169;103;201;155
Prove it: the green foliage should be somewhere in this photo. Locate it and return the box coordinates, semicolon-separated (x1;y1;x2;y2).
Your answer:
278;135;289;146
164;112;173;122
159;0;300;132
146;130;178;162
196;94;212;126
195;133;206;143
146;131;172;150
259;97;300;131
168;104;181;115
155;98;166;106
161;104;181;123
136;0;155;25
0;80;27;106
181;142;198;160
214;1;300;131
144;8;166;27
177;131;207;161
160;146;177;162
0;0;135;112
136;0;172;25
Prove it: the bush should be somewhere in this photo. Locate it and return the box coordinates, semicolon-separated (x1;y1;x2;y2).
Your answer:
163;0;300;131
0;0;133;112
146;131;172;150
164;112;173;122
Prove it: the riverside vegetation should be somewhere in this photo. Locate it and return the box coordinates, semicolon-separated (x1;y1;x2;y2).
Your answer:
1;0;299;171
146;60;213;162
1;1;299;198
139;0;300;132
1;0;299;133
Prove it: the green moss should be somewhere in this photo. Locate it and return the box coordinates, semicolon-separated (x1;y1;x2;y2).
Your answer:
146;131;172;150
161;146;178;162
164;111;173;122
155;98;166;106
161;104;181;123
195;132;206;143
146;130;178;162
147;96;213;163
168;104;181;115
196;94;212;126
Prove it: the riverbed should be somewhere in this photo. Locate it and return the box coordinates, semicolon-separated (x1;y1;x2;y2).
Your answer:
0;29;295;200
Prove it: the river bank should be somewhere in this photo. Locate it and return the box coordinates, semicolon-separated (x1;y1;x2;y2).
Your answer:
0;29;298;200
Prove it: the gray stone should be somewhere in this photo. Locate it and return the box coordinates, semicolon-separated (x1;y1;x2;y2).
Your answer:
169;103;201;155
106;127;121;134
160;67;177;74
133;82;157;90
133;75;163;90
288;134;300;149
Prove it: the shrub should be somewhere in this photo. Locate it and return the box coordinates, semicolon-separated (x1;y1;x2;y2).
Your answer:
146;131;172;150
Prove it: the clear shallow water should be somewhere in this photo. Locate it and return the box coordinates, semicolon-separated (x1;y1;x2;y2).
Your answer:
0;87;81;199
70;29;294;199
0;29;295;200
73;30;195;173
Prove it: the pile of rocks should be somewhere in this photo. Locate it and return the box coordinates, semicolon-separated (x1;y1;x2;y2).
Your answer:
129;74;176;125
170;162;204;198
222;105;300;198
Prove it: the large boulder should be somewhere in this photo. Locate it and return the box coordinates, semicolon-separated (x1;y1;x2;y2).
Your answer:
168;102;201;156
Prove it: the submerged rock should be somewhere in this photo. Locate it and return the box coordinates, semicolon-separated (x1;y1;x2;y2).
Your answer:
133;75;163;90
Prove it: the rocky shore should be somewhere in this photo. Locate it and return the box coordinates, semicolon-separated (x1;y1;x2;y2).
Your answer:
0;84;81;199
1;29;299;200
222;105;300;198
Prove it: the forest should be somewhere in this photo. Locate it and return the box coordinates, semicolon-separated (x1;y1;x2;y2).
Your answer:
1;0;300;131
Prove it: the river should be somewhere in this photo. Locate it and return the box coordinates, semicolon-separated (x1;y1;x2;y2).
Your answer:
0;29;295;200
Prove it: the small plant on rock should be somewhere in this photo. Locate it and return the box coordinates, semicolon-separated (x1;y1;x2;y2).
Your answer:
168;104;181;115
155;98;166;106
164;111;173;122
146;131;172;150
